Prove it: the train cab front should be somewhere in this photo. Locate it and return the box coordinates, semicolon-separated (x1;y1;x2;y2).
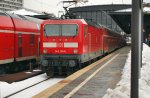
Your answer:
40;19;85;75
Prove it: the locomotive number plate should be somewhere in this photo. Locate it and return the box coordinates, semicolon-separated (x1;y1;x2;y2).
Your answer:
55;50;66;53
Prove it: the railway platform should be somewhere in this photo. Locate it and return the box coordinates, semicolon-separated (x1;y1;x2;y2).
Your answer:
33;46;130;98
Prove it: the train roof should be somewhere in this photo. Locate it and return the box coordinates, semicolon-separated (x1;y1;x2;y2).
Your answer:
42;19;88;25
41;18;121;34
46;19;108;28
0;10;43;25
86;20;123;36
7;12;43;24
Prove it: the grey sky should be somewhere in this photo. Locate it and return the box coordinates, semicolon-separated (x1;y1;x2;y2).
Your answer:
23;0;150;16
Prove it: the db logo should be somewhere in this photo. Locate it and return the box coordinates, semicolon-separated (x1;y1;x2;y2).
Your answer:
57;43;63;47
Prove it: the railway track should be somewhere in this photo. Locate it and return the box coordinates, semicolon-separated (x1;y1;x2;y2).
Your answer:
0;69;43;83
3;78;50;98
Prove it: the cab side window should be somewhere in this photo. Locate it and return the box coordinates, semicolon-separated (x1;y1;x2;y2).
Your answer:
30;34;34;45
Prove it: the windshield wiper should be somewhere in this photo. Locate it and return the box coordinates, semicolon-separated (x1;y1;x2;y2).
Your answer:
73;28;78;38
44;29;48;38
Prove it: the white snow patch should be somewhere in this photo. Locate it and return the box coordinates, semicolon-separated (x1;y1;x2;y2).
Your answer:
33;69;42;72
103;44;150;98
0;73;63;98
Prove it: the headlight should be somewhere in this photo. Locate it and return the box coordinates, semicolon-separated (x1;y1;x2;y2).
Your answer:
69;60;76;67
42;60;48;66
73;49;78;54
43;49;47;53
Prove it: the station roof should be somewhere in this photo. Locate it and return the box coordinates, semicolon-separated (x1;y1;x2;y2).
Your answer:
109;7;150;34
69;4;131;12
70;4;150;34
69;4;132;33
109;12;131;34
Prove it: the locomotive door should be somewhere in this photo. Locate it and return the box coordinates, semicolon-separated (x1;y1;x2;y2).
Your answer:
18;33;22;57
88;33;91;58
38;37;40;56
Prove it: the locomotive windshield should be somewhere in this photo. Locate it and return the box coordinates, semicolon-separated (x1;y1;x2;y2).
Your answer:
44;24;78;36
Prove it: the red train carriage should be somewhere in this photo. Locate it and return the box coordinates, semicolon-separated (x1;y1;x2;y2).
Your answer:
103;29;125;53
40;19;125;76
0;12;15;65
0;11;41;74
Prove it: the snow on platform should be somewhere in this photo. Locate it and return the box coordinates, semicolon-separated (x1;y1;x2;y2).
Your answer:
103;44;150;98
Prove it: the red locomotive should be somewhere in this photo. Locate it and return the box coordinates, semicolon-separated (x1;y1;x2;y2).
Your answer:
40;19;125;76
0;11;42;74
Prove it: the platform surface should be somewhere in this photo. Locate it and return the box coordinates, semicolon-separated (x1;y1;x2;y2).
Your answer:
33;46;130;98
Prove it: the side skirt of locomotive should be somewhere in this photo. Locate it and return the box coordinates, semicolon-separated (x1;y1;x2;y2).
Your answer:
0;57;39;75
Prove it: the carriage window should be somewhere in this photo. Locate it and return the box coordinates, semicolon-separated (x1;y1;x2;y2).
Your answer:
84;26;87;36
44;24;78;36
18;33;22;46
30;34;34;45
62;24;78;36
44;25;60;36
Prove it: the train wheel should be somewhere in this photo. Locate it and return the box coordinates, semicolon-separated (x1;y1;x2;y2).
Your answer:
0;66;6;74
78;63;82;70
46;67;54;77
67;67;74;76
88;60;92;65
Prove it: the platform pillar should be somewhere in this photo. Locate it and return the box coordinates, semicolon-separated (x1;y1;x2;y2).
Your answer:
131;0;143;98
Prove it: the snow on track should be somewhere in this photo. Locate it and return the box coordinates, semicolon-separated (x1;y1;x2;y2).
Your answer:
0;73;63;98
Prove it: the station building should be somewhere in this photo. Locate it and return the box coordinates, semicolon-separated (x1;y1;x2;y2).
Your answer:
0;0;23;11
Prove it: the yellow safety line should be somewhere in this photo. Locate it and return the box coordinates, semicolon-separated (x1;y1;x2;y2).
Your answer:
64;53;120;98
32;52;118;98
